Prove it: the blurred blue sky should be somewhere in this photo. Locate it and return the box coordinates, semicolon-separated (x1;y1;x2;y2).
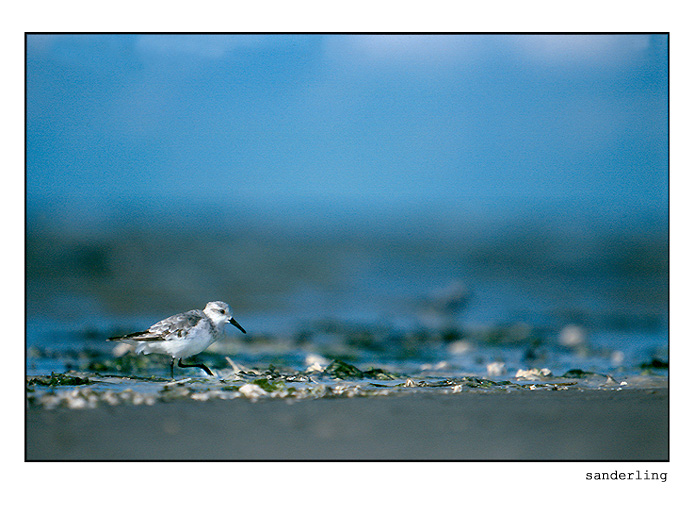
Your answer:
26;34;668;233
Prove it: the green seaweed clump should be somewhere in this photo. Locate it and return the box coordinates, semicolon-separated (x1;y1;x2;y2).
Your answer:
363;368;400;380
27;372;92;387
639;358;668;370
561;369;594;378
461;377;509;388
251;377;280;392
323;360;399;380
324;360;365;379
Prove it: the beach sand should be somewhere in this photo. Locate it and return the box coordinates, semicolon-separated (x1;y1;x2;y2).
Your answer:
26;387;668;461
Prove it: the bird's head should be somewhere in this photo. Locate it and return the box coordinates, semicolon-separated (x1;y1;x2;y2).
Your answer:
204;301;246;334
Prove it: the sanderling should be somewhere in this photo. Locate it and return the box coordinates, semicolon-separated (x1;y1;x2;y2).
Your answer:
107;301;246;378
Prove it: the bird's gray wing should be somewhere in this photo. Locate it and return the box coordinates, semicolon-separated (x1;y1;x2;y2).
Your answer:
108;310;204;341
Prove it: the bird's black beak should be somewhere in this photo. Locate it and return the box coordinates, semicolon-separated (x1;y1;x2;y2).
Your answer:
229;317;246;334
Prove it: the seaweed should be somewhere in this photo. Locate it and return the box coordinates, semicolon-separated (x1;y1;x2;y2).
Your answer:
27;373;92;387
561;369;594;378
323;359;365;379
363;368;400;380
639;358;668;370
251;377;280;392
322;359;400;380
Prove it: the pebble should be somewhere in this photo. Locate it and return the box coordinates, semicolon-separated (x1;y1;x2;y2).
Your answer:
515;368;552;380
239;383;268;399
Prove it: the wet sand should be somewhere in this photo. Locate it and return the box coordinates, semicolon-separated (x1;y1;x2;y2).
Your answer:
26;388;668;461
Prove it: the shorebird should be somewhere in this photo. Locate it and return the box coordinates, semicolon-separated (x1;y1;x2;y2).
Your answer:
107;301;246;378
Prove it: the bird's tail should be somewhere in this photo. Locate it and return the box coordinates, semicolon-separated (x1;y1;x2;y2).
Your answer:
106;330;150;342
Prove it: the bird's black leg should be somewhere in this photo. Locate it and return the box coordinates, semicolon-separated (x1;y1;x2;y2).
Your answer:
177;358;214;376
170;358;175;379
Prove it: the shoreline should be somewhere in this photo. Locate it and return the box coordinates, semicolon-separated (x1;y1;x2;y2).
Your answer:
26;387;668;461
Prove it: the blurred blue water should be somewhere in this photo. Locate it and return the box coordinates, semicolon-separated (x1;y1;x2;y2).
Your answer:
26;34;667;231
